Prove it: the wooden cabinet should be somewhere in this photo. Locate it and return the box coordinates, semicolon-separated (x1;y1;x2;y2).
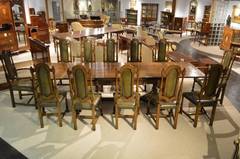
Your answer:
29;15;50;43
141;3;158;25
0;0;18;52
161;11;173;29
126;9;137;25
220;26;240;50
202;6;211;22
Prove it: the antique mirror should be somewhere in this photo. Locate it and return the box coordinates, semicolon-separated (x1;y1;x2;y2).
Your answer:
11;0;28;49
189;0;197;21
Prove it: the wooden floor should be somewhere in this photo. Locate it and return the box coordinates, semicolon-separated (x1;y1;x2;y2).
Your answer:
178;39;240;111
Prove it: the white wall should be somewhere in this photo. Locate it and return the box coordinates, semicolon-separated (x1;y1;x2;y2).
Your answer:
195;0;211;21
120;0;130;18
175;0;190;18
24;0;46;23
26;0;46;12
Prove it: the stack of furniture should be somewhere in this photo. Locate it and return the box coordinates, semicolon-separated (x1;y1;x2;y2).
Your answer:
126;9;137;25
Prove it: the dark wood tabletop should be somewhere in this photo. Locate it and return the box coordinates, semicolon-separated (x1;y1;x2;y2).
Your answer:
50;62;204;80
168;51;217;66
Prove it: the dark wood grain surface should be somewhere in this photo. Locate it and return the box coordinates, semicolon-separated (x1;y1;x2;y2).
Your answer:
51;62;204;80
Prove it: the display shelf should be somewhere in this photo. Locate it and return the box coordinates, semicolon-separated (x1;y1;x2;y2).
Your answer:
126;9;137;25
160;11;173;29
141;3;158;25
203;6;211;22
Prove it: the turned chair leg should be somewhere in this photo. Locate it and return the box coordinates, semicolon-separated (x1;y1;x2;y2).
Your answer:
72;106;77;130
156;105;160;129
194;105;202;127
65;97;69;112
179;96;184;114
38;105;44;128
57;102;62;127
173;107;179;129
209;104;217;126
115;106;119;129
9;89;16;108
18;91;23;99
133;107;138;130
92;108;96;131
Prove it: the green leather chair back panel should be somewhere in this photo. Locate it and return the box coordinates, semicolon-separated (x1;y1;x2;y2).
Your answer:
84;40;93;62
157;40;167;62
2;53;17;80
36;64;54;97
222;51;233;70
130;39;140;62
73;68;88;99
164;69;178;98
120;69;133;98
205;64;223;97
106;39;115;62
59;40;69;62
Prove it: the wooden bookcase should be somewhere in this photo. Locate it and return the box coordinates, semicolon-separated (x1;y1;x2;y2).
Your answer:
161;11;173;29
202;6;211;23
0;0;18;52
141;3;158;25
126;9;137;25
0;0;29;52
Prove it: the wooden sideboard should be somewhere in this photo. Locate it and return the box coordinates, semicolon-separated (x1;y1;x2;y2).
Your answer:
79;20;104;28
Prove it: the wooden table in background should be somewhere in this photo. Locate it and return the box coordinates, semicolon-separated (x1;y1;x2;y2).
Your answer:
168;51;217;73
52;27;125;40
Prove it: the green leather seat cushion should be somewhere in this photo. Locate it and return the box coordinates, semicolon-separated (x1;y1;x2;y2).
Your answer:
73;93;101;110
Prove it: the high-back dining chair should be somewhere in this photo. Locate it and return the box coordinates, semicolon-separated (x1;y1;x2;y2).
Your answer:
55;38;72;63
192;50;235;104
68;64;102;130
152;39;167;62
181;64;223;127
127;38;142;62
81;38;96;63
219;50;236;104
31;63;68;128
147;65;185;129
114;64;140;129
70;38;81;61
103;38;118;62
0;51;35;108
